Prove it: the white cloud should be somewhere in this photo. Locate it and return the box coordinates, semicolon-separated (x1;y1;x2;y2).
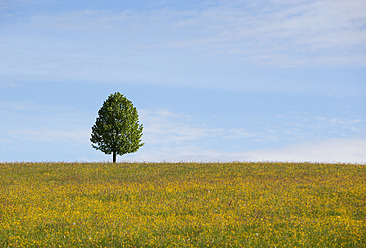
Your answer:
129;138;366;164
1;0;365;84
0;100;90;116
7;128;91;144
126;145;231;162
127;0;365;66
0;100;94;147
197;0;366;66
2;106;364;163
0;101;37;112
140;109;217;145
128;109;366;163
139;109;274;147
0;81;18;88
140;108;366;148
243;138;366;164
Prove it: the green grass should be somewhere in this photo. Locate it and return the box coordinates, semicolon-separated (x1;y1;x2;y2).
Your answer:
1;162;365;247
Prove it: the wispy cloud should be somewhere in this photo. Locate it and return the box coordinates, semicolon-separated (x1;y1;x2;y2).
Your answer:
242;138;366;164
7;128;91;144
165;0;366;66
141;109;366;146
140;109;218;145
0;100;88;115
130;138;366;164
0;100;94;145
140;109;277;147
0;81;18;88
1;0;365;85
128;108;366;163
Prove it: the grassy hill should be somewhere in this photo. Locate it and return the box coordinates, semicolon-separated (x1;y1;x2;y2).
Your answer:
1;162;365;247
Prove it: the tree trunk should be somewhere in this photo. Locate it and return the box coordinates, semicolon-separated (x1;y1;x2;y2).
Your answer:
113;151;116;163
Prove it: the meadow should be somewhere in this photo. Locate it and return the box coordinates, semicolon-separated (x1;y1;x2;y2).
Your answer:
0;162;365;247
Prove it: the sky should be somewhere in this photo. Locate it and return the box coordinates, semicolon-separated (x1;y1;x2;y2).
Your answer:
0;0;365;163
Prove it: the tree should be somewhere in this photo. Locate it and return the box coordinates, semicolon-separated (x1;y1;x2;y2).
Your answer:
90;92;144;163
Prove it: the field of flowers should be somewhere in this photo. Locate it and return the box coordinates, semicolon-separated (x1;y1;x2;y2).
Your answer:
0;162;365;247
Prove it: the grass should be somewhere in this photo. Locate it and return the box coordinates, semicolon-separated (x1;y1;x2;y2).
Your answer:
0;162;365;247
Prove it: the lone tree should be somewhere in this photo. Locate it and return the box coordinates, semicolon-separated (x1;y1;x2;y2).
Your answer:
90;92;144;163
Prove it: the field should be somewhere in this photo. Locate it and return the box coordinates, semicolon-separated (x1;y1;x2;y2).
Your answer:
0;162;365;247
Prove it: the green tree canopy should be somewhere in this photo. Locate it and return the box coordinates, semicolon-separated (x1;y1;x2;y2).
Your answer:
90;92;144;163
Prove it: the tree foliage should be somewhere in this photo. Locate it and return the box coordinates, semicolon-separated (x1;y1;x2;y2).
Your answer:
90;92;144;162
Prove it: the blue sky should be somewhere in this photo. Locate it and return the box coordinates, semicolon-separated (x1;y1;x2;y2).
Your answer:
1;0;365;163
